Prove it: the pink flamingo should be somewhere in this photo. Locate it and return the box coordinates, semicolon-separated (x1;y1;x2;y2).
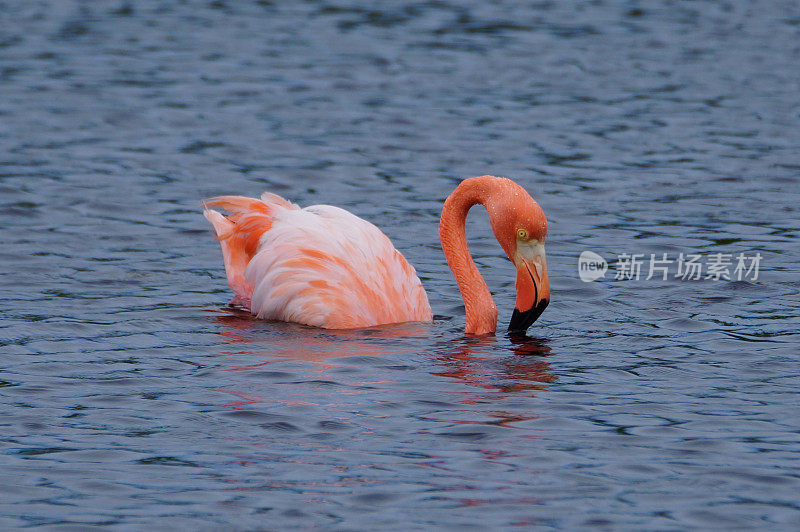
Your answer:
204;175;549;335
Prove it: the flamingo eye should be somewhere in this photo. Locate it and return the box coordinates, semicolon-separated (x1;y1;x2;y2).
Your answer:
516;228;528;240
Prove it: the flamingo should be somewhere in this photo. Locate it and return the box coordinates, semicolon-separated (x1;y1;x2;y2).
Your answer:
203;175;549;335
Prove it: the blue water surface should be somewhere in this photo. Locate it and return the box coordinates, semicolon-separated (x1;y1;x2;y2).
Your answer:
1;1;799;529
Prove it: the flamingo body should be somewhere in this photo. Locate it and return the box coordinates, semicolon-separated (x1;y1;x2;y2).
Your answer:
204;193;432;329
205;176;549;334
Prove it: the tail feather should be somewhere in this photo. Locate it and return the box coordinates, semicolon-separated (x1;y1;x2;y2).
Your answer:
203;194;297;306
260;192;299;210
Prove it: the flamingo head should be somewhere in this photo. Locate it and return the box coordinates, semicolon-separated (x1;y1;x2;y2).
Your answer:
486;179;550;333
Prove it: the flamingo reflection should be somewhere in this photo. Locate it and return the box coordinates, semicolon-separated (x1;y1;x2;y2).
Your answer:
209;309;556;410
432;334;555;394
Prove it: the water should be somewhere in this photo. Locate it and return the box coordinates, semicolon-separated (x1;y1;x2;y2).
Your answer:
2;0;799;529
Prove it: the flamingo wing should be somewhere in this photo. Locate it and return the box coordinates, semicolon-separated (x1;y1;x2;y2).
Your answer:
204;195;432;329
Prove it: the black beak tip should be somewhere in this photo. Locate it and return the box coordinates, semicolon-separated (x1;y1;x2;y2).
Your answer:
508;298;549;333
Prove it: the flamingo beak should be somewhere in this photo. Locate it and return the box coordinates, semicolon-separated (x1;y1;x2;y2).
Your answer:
508;241;550;333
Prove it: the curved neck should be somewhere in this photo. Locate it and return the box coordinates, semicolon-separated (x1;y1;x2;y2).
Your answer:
439;181;498;334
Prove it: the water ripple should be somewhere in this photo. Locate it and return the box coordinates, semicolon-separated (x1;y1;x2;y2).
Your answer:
1;0;799;529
